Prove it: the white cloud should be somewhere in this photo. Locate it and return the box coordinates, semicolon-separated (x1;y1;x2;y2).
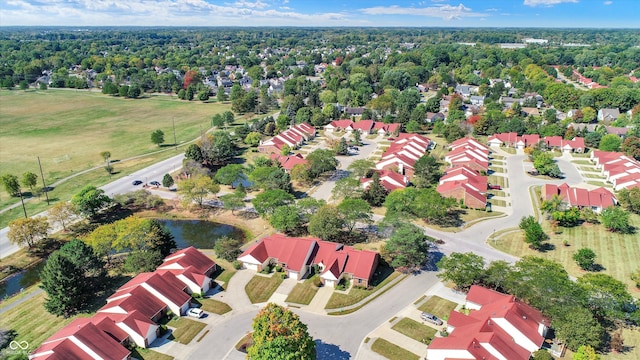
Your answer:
485;8;499;12
360;3;486;20
0;0;349;26
523;0;578;7
603;1;612;4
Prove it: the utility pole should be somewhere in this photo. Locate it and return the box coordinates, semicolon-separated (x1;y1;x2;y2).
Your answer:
172;117;177;150
19;190;27;218
37;156;50;205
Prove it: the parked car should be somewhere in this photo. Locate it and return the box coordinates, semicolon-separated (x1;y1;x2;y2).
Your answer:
488;184;501;190
149;181;161;186
132;180;143;186
421;312;443;325
187;308;204;318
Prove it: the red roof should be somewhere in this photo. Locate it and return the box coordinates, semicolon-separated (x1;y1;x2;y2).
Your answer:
160;246;216;276
270;153;308;170
239;234;379;283
103;286;166;321
351;119;374;132
329;119;353;129
428;286;547;360
543;183;616;209
33;320;131;360
436;181;487;209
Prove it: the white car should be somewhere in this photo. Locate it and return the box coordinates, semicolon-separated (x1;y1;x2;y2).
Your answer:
187;308;204;318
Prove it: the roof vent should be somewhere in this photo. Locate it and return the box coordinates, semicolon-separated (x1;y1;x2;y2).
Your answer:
523;315;527;320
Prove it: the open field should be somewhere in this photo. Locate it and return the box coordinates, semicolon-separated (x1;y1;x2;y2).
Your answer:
245;274;283;303
391;317;437;344
325;268;400;310
131;348;174;360
168;317;206;344
199;298;232;315
493;213;640;296
371;338;420;360
0;89;234;210
417;296;458;320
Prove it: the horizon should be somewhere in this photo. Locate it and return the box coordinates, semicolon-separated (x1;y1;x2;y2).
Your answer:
0;0;638;28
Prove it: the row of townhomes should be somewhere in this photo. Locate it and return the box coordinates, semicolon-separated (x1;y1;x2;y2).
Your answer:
257;123;316;154
32;247;217;359
542;183;616;214
437;138;490;209
426;286;550;360
488;133;586;153
590;150;640;190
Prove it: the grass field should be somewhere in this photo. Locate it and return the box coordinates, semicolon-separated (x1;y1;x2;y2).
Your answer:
131;348;174;360
325;270;400;310
245;274;283;303
371;338;420;360
199;298;232;314
391;318;437;344
417;296;458;319
0;89;234;212
493;214;640;296
285;276;319;305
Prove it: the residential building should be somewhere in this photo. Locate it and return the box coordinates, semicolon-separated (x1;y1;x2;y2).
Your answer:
591;150;640;190
258;123;315;154
375;133;431;179
542;183;617;213
360;169;410;192
487;132;540;149
598;108;621;122
270;153;308;171
426;286;549;360
238;234;379;288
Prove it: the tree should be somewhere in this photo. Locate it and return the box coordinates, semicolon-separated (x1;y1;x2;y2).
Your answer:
384;222;431;271
1;173;21;197
617;187;640;214
348;159;375;178
541;194;565;214
245;131;262;147
48;202;76;231
220;193;245;215
162;173;175;188
214;164;245;186
572;345;601;360
178;175;219;208
353;129;362;145
252;189;295;217
412;155;442;188
7;217;50;248
40;239;105;317
437;252;485;291
531;350;554;360
577;273;635;322
151;129;165;146
213;236;243;262
621;136;640;160
519;216;546;250
249;166;292;192
124;250;163;273
573;248;597;271
197;90;210;102
337;198;372;232
21;172;38;191
185;143;204;163
212;113;226;128
201;131;237;166
600;207;630;233
362;172;388;207
335;138;349;155
270;206;304;234
531;151;562;178
217;88;228;102
331;177;363;201
308;205;344;240
484;260;512;292
599;134;622;151
306;149;338;179
71;185;111;217
248;303;316;360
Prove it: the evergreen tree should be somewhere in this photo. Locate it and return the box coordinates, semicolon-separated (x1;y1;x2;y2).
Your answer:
362;172;388;206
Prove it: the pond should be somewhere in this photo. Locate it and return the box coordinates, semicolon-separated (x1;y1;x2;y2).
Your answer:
0;262;45;300
158;219;245;249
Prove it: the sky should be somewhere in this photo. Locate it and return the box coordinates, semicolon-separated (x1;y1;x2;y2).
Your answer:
0;0;637;28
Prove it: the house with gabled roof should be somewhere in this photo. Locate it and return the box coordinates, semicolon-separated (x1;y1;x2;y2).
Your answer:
109;272;191;317
270;153;308;171
238;234;379;288
598;108;620;122
543;136;585;153
375;133;431;179
591;151;640;190
156;246;217;294
436;181;487;209
31;319;132;360
258;123;315;154
542;183;616;213
360;169;409;192
488;133;540;149
426;286;549;360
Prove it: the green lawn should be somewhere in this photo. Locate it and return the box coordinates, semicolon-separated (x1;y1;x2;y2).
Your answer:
168;317;206;344
500;147;516;154
488;175;508;189
489;199;507;207
572;160;593;165
391;318;437;344
417;296;458;319
490;167;505;173
199;298;232;314
0;89;234;225
325;267;400;310
489;190;506;198
371;338;420;360
245;274;284;303
285;276;320;305
492;213;640;296
131;348;174;360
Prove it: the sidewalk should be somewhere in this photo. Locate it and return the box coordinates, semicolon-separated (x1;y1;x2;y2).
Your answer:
211;269;256;313
265;277;297;306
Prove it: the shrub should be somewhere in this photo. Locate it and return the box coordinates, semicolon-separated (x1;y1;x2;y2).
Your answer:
232;260;243;270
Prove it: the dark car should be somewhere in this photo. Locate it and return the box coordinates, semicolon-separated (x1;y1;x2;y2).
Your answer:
149;181;161;186
132;180;143;185
421;312;444;325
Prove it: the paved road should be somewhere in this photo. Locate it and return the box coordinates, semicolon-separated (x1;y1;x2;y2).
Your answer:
0;154;185;259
